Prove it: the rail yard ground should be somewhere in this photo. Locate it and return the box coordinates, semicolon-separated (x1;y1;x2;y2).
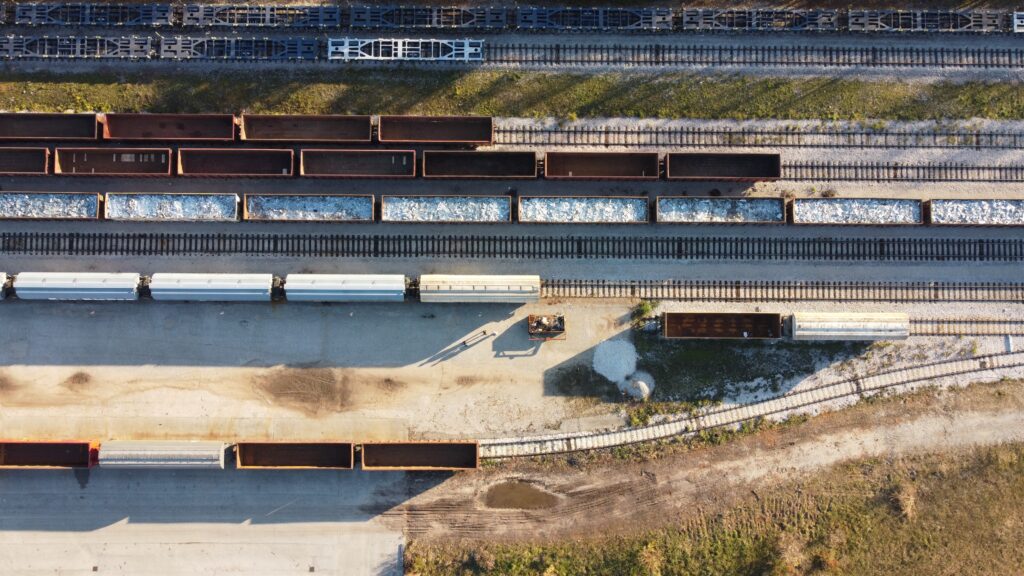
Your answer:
4;71;1024;121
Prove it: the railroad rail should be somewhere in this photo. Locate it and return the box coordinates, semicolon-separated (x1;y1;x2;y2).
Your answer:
911;318;1024;335
543;280;1024;302
494;125;1024;150
5;232;1024;262
480;350;1024;458
484;43;1024;69
782;161;1024;182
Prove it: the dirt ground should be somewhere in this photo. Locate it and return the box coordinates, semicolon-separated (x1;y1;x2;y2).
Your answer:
386;377;1024;543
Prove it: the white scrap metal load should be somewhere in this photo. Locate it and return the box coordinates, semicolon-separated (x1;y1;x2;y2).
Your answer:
98;441;227;469
419;274;540;303
382;196;510;223
791;312;910;341
285;274;406;302
657;197;783;224
14;272;140;301
930;199;1024;226
105;193;238;222
245;194;373;222
792;198;922;225
519;196;648;224
149;273;273;302
0;192;99;220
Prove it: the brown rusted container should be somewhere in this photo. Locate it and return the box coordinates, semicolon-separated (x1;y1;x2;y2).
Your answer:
240;114;372;143
666;153;782;181
544;152;659;180
300;149;415;178
0;113;98;140
0;148;49;175
662;312;783;340
422;151;537;179
178;148;293;177
236;442;354;470
0;441;97;468
361;441;479;471
102;113;236;141
378;116;493;145
55;147;172;176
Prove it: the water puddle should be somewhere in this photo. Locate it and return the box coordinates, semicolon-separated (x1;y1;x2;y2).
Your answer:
484;481;559;510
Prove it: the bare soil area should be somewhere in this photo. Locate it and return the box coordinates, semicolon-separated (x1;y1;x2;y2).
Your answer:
390;378;1024;543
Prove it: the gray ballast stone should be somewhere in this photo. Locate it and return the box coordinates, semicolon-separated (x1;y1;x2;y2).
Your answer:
519;197;648;224
106;193;238;222
657;197;783;224
930;199;1024;226
246;195;373;222
0;192;98;219
382;196;510;223
793;198;922;225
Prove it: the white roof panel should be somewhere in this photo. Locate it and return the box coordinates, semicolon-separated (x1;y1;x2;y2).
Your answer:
98;441;227;469
285;274;406;302
419;274;540;303
14;272;140;301
149;273;273;302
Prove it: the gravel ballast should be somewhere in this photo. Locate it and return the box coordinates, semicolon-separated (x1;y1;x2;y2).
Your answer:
519;196;648;224
792;198;922;225
657;197;783;224
245;194;373;222
381;196;510;223
930;199;1024;226
105;193;238;222
0;192;98;219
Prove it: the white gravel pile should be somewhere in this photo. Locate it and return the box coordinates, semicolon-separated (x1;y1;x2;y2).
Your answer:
0;192;98;219
793;198;922;225
657;197;783;224
930;199;1024;226
382;196;510;223
246;194;373;222
519;197;648;224
106;193;238;222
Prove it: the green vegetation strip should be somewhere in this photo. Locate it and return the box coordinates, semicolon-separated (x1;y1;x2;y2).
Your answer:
3;72;1024;120
408;443;1024;575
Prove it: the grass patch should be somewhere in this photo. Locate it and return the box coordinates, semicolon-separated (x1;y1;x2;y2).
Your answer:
4;71;1024;120
407;443;1024;576
633;332;867;402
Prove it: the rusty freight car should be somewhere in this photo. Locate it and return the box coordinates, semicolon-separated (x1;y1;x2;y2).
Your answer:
0;113;98;140
240;114;372;143
544;152;659;180
55;148;172;176
0;441;97;468
662;312;783;339
0;148;49;175
102;113;236;141
300;149;415;177
361;441;480;471
666;153;782;181
422;151;537;178
378;115;493;145
236;443;354;470
178;148;293;176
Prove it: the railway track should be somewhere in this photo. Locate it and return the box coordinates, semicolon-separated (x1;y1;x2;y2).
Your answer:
485;43;1024;69
495;125;1024;150
5;232;1024;262
481;350;1024;458
543;280;1024;302
911;318;1024;335
782;161;1024;182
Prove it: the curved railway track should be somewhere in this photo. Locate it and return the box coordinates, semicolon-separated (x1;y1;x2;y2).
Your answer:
543;280;1024;302
481;350;1024;458
5;232;1024;262
485;43;1024;68
495;125;1024;150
